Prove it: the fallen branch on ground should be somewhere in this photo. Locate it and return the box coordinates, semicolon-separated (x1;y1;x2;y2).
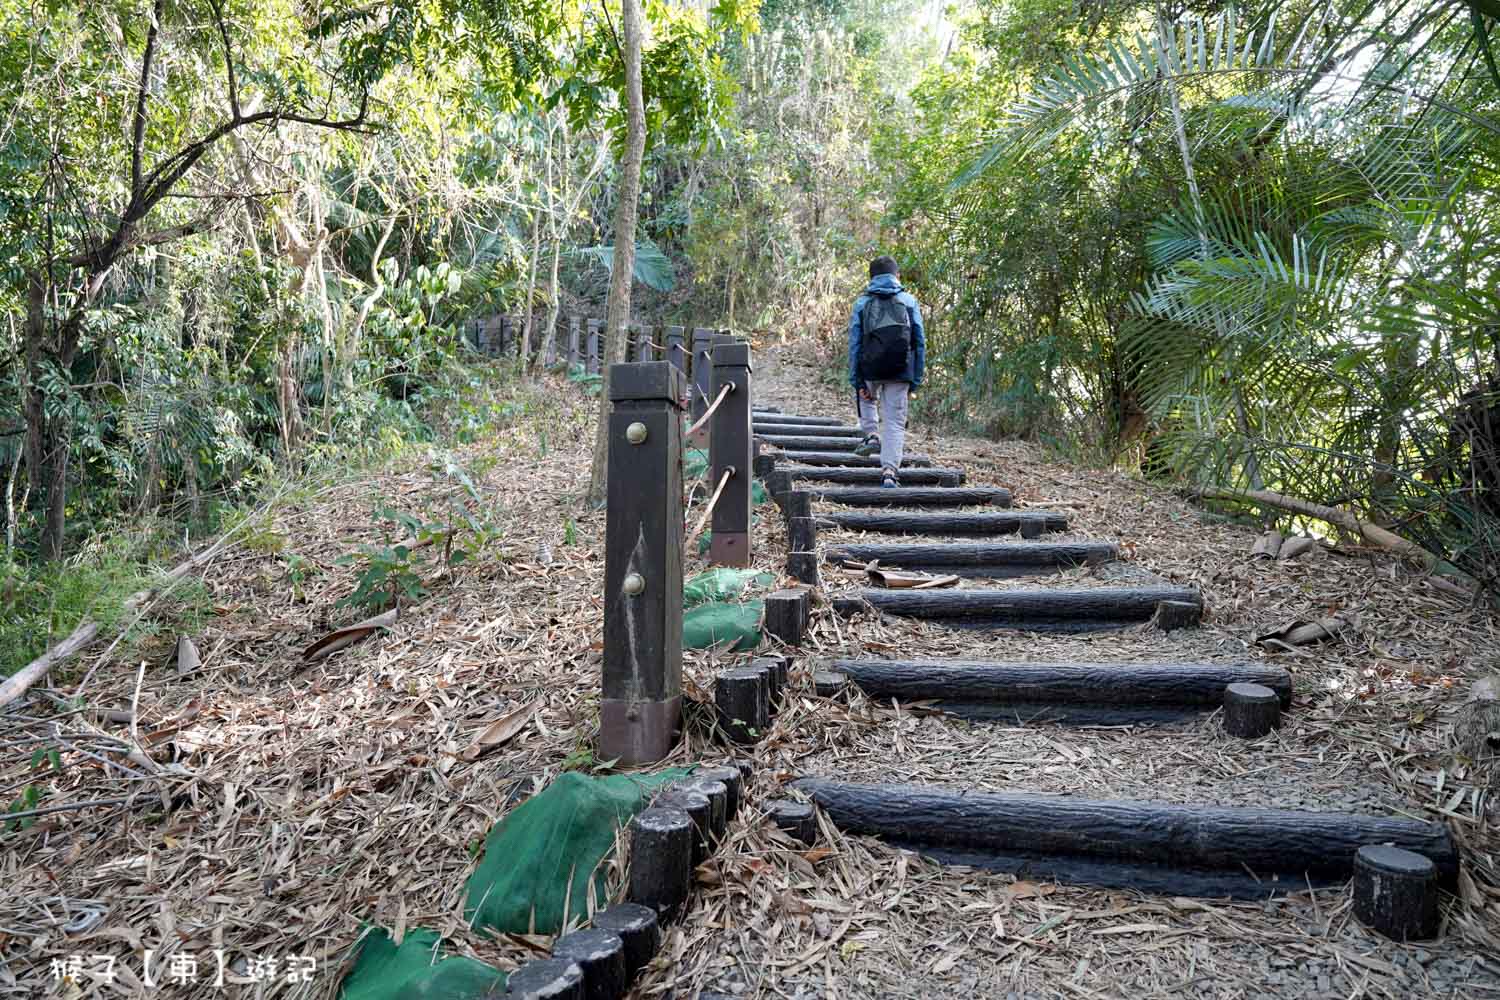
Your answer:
1199;486;1483;594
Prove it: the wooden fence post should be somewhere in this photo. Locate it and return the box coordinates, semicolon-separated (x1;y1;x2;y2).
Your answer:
665;326;686;375
709;340;752;567
568;315;582;367
587;319;602;375
688;328;715;448
602;361;686;764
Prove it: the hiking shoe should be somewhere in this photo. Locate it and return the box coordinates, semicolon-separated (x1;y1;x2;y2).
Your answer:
881;468;899;489
854;434;880;457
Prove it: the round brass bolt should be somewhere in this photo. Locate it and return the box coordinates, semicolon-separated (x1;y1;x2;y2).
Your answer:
623;572;646;596
626;422;649;444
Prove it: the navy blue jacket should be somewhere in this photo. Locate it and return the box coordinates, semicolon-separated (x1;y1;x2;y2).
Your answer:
848;273;925;388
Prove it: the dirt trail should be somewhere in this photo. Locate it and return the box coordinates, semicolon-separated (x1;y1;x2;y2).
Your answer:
642;342;1500;999
5;349;1498;999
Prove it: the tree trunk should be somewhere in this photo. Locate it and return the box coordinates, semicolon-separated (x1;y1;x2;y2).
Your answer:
586;0;647;506
538;115;566;367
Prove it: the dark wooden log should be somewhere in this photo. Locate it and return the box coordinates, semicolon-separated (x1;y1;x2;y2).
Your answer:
592;904;660;982
743;660;774;722
627;807;693;920
889;841;1345;900
567;315;582;367
1019;518;1043;539
768;800;818;845
763;470;792;506
677;777;729;841
783;489;819;585
687;328;715;447
768;449;934;468
586;319;601;374
664;326;687;374
833;586;1202;632
1223;682;1281;738
793;779;1460;890
551;929;626;1000
752;423;863;437
506;958;585;999
828;659;1293;709
751;412;837;424
824;542;1116;578
763;589;810;646
692;765;744;820
817;511;1055;535
1153;600;1201;632
752;453;777;479
1353;845;1440;941
602;363;686;765
759;434;870;451
766;654;791;700
813;670;849;699
804;486;1008;507
786;465;963;487
750;656;785;704
715;667;768;745
656;787;712;866
709;341;752;567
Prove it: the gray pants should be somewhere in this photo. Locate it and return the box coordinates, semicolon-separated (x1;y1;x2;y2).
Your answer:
856;380;910;472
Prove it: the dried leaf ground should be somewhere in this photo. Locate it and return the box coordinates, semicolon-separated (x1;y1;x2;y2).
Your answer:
4;345;1498;999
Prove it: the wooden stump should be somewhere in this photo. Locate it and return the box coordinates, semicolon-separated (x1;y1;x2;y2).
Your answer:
551;929;626;1000
716;667;768;744
693;765;744;820
627;807;693;920
743;660;775;722
1352;845;1440;941
506;958;584;999
764;589;810;647
768;800;818;845
592;903;660;981
1152;599;1201;631
785;490;819;585
752;453;777;479
813;670;849;699
1223;682;1281;738
751;656;785;704
676;777;729;843
656;787;713;866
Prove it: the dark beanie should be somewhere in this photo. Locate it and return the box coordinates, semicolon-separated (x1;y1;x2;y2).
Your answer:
869;255;899;278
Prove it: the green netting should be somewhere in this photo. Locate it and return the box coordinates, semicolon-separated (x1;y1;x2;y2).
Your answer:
683;447;709;480
464;769;688;935
752;479;768;505
340;927;505;1000
683;599;763;651
684;568;773;608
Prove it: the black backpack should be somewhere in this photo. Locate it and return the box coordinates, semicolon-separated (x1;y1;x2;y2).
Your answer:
858;292;912;380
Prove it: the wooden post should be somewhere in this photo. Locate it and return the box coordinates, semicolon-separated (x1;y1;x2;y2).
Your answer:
602;362;685;764
567;315;582;367
785;491;818;585
764;589;810;646
586;319;601;374
688;328;714;447
627;806;693;920
716;667;768;744
709;340;752;567
768;801;818;845
552;929;626;1000
499;315;513;356
665;326;687;375
1353;846;1440;941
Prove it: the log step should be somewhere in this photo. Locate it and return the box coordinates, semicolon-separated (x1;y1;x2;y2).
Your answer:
759;434;875;451
825;658;1292;725
770;450;934;468
786;465;963;487
817;511;1064;536
753;423;864;438
792;779;1459;900
825;542;1116;578
833;586;1202;632
752;412;840;425
805;486;1012;508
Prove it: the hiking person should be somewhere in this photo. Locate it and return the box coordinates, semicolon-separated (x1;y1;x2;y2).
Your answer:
848;255;925;487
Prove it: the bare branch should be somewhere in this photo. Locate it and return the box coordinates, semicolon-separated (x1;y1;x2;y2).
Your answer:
206;0;241;120
129;0;167;199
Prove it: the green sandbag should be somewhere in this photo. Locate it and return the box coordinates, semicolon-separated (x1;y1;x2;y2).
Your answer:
464;770;688;935
683;568;773;608
752;480;768;505
683;447;709;480
683;600;763;651
340;927;505;1000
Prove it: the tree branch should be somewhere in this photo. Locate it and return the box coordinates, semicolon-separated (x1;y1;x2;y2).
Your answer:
206;0;241;119
129;0;166;200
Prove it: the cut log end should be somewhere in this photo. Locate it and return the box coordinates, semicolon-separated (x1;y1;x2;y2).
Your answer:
1223;682;1281;738
716;667;769;745
550;928;626;1000
505;958;585;999
627;807;693;920
768;800;818;844
1353;845;1440;941
1152;599;1202;631
692;765;744;820
813;670;849;699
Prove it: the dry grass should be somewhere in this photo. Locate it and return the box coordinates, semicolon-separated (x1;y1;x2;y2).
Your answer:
4;345;1499;999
